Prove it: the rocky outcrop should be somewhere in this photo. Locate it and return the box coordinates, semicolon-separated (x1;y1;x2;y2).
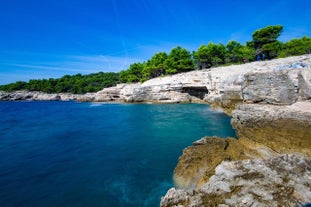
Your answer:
160;55;311;206
0;91;96;102
173;137;273;190
231;101;311;157
0;91;62;101
161;154;311;207
242;66;311;105
96;54;310;107
166;101;311;206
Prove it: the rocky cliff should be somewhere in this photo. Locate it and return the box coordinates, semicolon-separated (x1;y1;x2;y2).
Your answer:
159;55;311;207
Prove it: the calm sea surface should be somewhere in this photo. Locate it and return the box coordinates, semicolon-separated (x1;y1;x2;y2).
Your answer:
0;101;236;207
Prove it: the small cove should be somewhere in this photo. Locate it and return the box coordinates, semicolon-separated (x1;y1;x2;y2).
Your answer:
0;101;236;207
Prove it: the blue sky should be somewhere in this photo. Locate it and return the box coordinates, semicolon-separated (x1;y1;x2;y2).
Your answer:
1;0;311;84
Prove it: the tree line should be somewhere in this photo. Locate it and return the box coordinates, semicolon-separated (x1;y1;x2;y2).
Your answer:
1;25;311;94
0;72;119;94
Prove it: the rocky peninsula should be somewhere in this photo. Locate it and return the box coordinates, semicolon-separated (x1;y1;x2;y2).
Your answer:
1;55;311;206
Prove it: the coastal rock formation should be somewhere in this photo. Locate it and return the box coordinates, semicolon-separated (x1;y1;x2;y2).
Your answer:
160;55;311;206
1;55;310;107
0;91;62;101
161;154;311;207
0;91;96;102
173;137;268;190
231;101;311;157
168;101;311;206
94;84;124;102
242;66;311;105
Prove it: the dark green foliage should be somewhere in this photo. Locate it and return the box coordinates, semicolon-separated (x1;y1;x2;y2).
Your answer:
164;46;194;74
238;46;256;62
0;72;119;94
1;25;311;94
193;43;226;69
262;41;283;59
0;81;28;92
250;25;283;59
252;25;283;46
142;52;168;80
225;41;255;63
118;62;145;83
279;36;311;57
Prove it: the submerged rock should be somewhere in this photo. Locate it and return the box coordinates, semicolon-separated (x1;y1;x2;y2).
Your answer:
161;154;311;207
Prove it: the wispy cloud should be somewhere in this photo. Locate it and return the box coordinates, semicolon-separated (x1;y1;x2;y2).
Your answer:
0;42;198;85
66;55;142;72
0;52;144;84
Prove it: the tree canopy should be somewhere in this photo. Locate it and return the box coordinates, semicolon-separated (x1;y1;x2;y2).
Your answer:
1;25;310;94
142;52;168;80
194;43;226;69
250;25;283;59
0;72;119;94
165;46;194;74
279;36;311;57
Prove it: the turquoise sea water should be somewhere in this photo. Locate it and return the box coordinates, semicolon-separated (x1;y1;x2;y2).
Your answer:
0;101;236;207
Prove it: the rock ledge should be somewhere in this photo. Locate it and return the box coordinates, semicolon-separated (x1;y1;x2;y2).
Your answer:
161;154;311;207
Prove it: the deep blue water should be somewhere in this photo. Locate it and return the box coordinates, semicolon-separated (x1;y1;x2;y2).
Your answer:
0;101;236;207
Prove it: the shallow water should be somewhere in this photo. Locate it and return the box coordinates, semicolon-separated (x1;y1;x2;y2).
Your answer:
0;101;236;207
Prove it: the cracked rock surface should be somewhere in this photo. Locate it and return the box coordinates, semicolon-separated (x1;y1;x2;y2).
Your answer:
161;154;311;207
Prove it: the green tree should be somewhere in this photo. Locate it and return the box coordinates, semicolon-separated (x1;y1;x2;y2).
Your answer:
165;46;194;74
225;41;243;63
262;41;283;59
193;45;210;69
118;70;129;83
127;62;145;82
193;42;226;68
251;25;283;59
118;62;145;83
238;46;256;62
142;52;168;80
279;36;311;57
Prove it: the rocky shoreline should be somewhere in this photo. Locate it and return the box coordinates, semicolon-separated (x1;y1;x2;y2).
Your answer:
160;55;311;206
1;55;310;108
1;55;311;206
